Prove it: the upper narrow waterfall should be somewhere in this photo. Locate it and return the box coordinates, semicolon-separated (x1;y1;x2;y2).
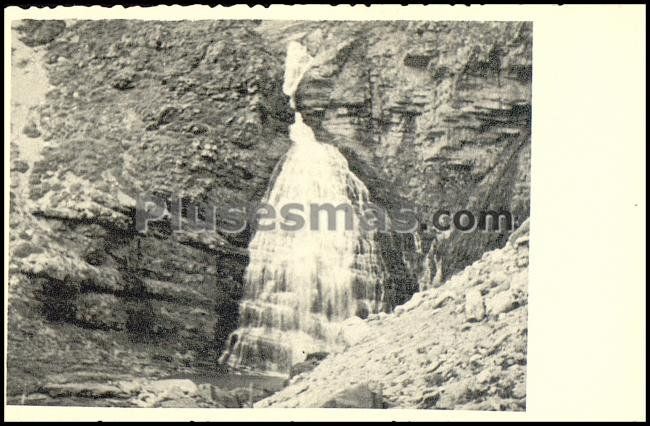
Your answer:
219;41;386;374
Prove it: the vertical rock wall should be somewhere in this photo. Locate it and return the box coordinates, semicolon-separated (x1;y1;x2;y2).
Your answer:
263;21;532;286
8;20;293;395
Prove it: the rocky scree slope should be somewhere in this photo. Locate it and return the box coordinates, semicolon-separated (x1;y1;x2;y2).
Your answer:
257;221;529;410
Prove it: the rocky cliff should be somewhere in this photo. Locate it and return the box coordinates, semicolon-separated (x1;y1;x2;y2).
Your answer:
9;19;293;397
258;20;531;300
8;19;531;402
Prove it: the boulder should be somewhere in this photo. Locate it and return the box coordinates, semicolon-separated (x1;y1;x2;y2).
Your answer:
144;379;199;398
43;382;125;398
290;360;320;379
207;385;241;408
289;352;329;378
486;290;518;316
320;383;384;408
464;288;485;322
22;122;41;138
230;386;272;407
336;316;371;347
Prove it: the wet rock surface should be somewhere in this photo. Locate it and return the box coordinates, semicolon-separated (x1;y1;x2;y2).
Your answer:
289;352;329;379
261;21;531;283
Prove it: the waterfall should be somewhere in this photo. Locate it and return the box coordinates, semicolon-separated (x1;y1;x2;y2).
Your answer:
218;41;386;374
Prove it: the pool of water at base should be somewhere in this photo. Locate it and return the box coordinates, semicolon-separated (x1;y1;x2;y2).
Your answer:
166;367;289;392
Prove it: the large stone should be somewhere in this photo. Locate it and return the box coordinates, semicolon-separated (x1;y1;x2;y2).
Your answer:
158;397;201;408
476;366;500;384
144;379;199;398
43;382;125;398
417;390;441;408
22;122;41;138
486;290;518;316
210;385;241;408
464;289;485;322
336;316;372;347
290;352;329;379
436;379;471;409
512;381;527;399
230;386;272;407
320;383;384;408
128;379;202;408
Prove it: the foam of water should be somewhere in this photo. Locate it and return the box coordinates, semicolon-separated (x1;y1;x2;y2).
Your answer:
219;41;385;374
282;41;314;109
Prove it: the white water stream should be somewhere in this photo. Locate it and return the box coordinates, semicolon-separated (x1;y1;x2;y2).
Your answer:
219;42;386;373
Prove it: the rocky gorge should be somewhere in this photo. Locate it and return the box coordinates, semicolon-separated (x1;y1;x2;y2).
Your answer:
7;19;531;408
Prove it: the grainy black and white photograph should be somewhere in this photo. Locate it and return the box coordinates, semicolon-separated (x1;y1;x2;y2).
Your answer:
6;3;647;422
5;14;534;411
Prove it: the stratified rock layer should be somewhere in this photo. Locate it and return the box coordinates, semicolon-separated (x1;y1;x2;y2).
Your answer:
8;20;292;397
260;20;531;281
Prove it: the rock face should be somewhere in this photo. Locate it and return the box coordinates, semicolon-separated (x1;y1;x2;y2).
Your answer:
321;383;387;408
15;20;66;47
263;21;531;281
256;221;529;410
7;374;275;408
9;19;530;402
8;20;293;397
288;352;329;379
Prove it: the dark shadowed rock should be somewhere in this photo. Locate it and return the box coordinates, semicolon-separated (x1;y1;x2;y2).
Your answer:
16;20;66;46
305;351;329;362
111;69;137;90
230;386;273;407
11;160;30;174
22;122;41;138
320;383;385;408
43;382;125;398
289;352;329;379
199;384;240;408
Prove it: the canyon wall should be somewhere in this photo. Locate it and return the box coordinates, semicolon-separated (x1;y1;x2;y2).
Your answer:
9;20;293;395
8;19;531;397
269;21;532;282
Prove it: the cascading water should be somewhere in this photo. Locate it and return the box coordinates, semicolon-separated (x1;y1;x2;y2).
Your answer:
219;41;386;374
